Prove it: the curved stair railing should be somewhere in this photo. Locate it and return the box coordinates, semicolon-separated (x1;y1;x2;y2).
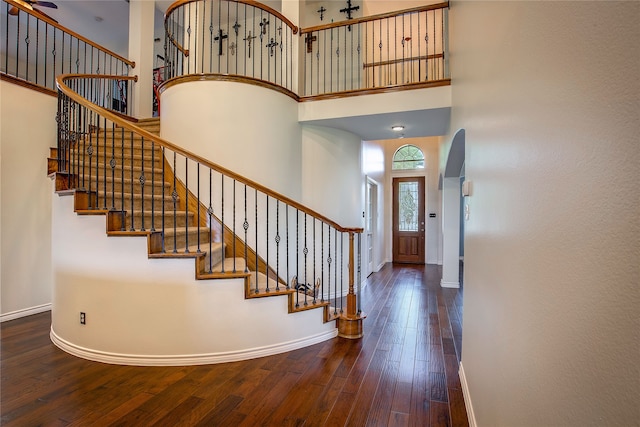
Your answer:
164;0;298;94
55;73;365;337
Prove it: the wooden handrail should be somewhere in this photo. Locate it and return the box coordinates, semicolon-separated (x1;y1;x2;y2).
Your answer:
4;0;135;68
300;2;449;35
363;53;445;69
165;0;298;34
57;73;362;234
164;0;299;58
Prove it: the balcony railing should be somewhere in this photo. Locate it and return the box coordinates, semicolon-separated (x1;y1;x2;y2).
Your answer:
164;0;298;94
1;0;134;112
300;2;449;98
3;0;448;104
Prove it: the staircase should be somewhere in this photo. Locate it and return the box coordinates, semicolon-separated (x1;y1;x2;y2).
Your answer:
50;117;339;322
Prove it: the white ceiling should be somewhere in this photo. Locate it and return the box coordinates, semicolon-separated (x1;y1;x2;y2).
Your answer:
33;0;449;141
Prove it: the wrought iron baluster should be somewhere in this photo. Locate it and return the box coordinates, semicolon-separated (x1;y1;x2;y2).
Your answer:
171;152;178;251
303;213;308;306
209;0;214;73
243;184;249;273
44;22;49;87
286;205;289;289
221;176;226;273
196;163;200;251
255;188;259;294
110;119;115;210
161;147;166;244
340;231;344;314
329;227;334;315
151;141;156;232
121;124;126;230
4;3;9;78
259;10;263;81
87;110;94;206
432;8;437;79
130;130;135;229
265;194;269;293
357;232;362;315
335;229;339;314
295;209;299;308
186;3;191;74
313;217;316;304
275;200;280;291
15;10;20;77
330;27;333;93
323;30;327;94
102;115;107;209
208;168;213;272
232;178;237;272
80;95;86;189
387;17;391;85
184;157;189;252
320;222;324;302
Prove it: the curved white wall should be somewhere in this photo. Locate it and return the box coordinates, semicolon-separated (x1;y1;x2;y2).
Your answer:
51;192;336;365
161;80;303;201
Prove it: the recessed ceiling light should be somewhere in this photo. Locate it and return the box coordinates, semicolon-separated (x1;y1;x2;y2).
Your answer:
391;125;404;131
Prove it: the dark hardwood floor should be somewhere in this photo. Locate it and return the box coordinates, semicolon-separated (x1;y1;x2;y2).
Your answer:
1;263;468;426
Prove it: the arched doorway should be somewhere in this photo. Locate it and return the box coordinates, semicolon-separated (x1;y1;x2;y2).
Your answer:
441;129;465;287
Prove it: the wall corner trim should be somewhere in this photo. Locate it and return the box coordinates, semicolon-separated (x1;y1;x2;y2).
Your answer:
440;280;460;288
459;361;478;427
0;303;52;323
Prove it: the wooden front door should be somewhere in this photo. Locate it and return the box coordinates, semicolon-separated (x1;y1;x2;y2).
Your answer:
393;177;425;264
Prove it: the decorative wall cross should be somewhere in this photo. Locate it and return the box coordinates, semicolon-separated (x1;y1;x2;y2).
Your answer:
317;6;326;21
340;0;359;20
229;41;236;56
305;34;317;53
213;29;228;56
232;21;241;36
266;38;279;57
259;18;270;36
243;31;257;58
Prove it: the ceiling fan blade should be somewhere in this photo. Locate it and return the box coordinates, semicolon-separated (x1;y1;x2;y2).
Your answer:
32;7;58;22
33;1;57;9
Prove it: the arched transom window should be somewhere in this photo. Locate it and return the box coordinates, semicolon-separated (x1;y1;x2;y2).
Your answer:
392;144;425;170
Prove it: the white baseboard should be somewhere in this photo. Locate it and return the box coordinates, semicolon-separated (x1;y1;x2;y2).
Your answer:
0;303;51;322
50;327;338;366
459;362;478;427
440;279;460;288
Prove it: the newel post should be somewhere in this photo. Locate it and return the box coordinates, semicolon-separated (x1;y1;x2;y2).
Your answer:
338;230;366;339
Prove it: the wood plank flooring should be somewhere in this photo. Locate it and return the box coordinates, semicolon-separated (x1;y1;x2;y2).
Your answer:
1;263;468;426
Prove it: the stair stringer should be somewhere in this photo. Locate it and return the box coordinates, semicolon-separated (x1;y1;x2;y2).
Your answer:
50;186;338;366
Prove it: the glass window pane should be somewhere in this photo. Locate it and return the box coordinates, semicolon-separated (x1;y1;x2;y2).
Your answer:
392;145;425;170
399;181;419;231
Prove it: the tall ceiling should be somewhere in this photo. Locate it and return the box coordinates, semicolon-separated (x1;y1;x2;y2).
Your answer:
31;0;168;57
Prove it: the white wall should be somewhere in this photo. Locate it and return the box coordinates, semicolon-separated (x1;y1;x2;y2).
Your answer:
448;1;640;425
0;82;55;320
161;80;303;201
301;125;363;228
